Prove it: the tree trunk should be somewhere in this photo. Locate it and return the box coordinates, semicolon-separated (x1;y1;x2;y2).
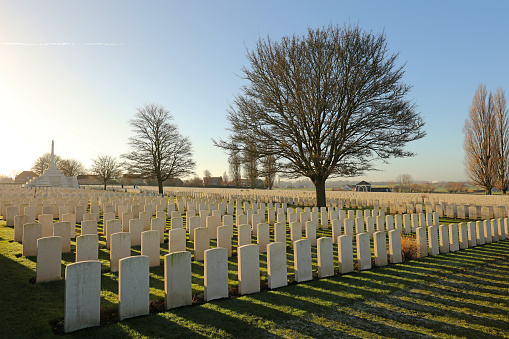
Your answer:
103;181;107;190
158;179;163;195
313;177;327;208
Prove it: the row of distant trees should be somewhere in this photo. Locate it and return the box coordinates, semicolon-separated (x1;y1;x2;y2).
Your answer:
225;148;278;190
29;153;125;190
464;84;508;195
27;99;281;190
391;174;469;193
179;168;276;189
28;104;196;192
391;181;467;193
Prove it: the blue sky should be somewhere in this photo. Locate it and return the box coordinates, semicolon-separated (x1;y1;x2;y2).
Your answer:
1;1;508;182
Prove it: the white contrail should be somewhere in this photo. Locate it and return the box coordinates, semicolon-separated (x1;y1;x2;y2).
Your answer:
0;42;124;46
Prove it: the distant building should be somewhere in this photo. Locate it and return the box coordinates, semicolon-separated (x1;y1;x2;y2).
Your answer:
371;186;392;192
354;181;372;192
353;181;392;192
15;171;38;184
203;176;223;187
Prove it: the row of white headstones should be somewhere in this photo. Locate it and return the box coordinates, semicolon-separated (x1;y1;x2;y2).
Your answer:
13;205;509;333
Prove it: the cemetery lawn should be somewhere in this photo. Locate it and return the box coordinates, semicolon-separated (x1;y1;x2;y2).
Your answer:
1;219;509;338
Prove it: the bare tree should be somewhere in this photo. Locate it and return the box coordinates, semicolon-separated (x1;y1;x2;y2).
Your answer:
215;24;425;207
91;155;122;190
222;171;229;185
421;182;435;193
396;174;413;192
122;104;196;194
9;169;21;180
229;150;242;188
243;143;259;188
464;84;496;195
203;169;211;178
493;88;509;194
59;159;86;177
31;153;62;176
261;154;277;189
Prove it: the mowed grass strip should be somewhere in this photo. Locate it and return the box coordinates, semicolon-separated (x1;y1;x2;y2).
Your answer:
0;211;508;338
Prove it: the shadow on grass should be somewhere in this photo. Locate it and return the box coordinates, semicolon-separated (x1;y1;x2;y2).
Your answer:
0;245;65;338
116;312;210;339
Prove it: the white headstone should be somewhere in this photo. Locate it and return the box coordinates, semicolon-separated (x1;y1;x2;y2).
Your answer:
193;227;209;261
238;244;260;295
64;261;101;333
294;239;312;282
37;236;62;283
76;234;99;262
317;237;334;278
118;256;150;321
142;230;161;267
164;251;192;309
110;232;131;273
338;235;353;273
373;231;387;267
388;230;402;264
267;242;287;289
204;248;228;302
356;233;371;270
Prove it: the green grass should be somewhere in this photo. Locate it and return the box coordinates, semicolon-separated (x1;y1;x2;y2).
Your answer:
1;208;508;338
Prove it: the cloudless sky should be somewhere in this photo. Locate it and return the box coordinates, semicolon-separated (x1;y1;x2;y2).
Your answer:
1;1;508;183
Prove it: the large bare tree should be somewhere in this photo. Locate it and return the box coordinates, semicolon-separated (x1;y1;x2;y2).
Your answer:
122;104;196;194
59;159;86;177
31;153;62;176
215;24;425;206
464;84;496;195
91;155;122;190
493;88;509;194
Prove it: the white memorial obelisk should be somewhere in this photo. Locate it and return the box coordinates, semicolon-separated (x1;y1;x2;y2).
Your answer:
25;140;79;188
51;140;54;165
